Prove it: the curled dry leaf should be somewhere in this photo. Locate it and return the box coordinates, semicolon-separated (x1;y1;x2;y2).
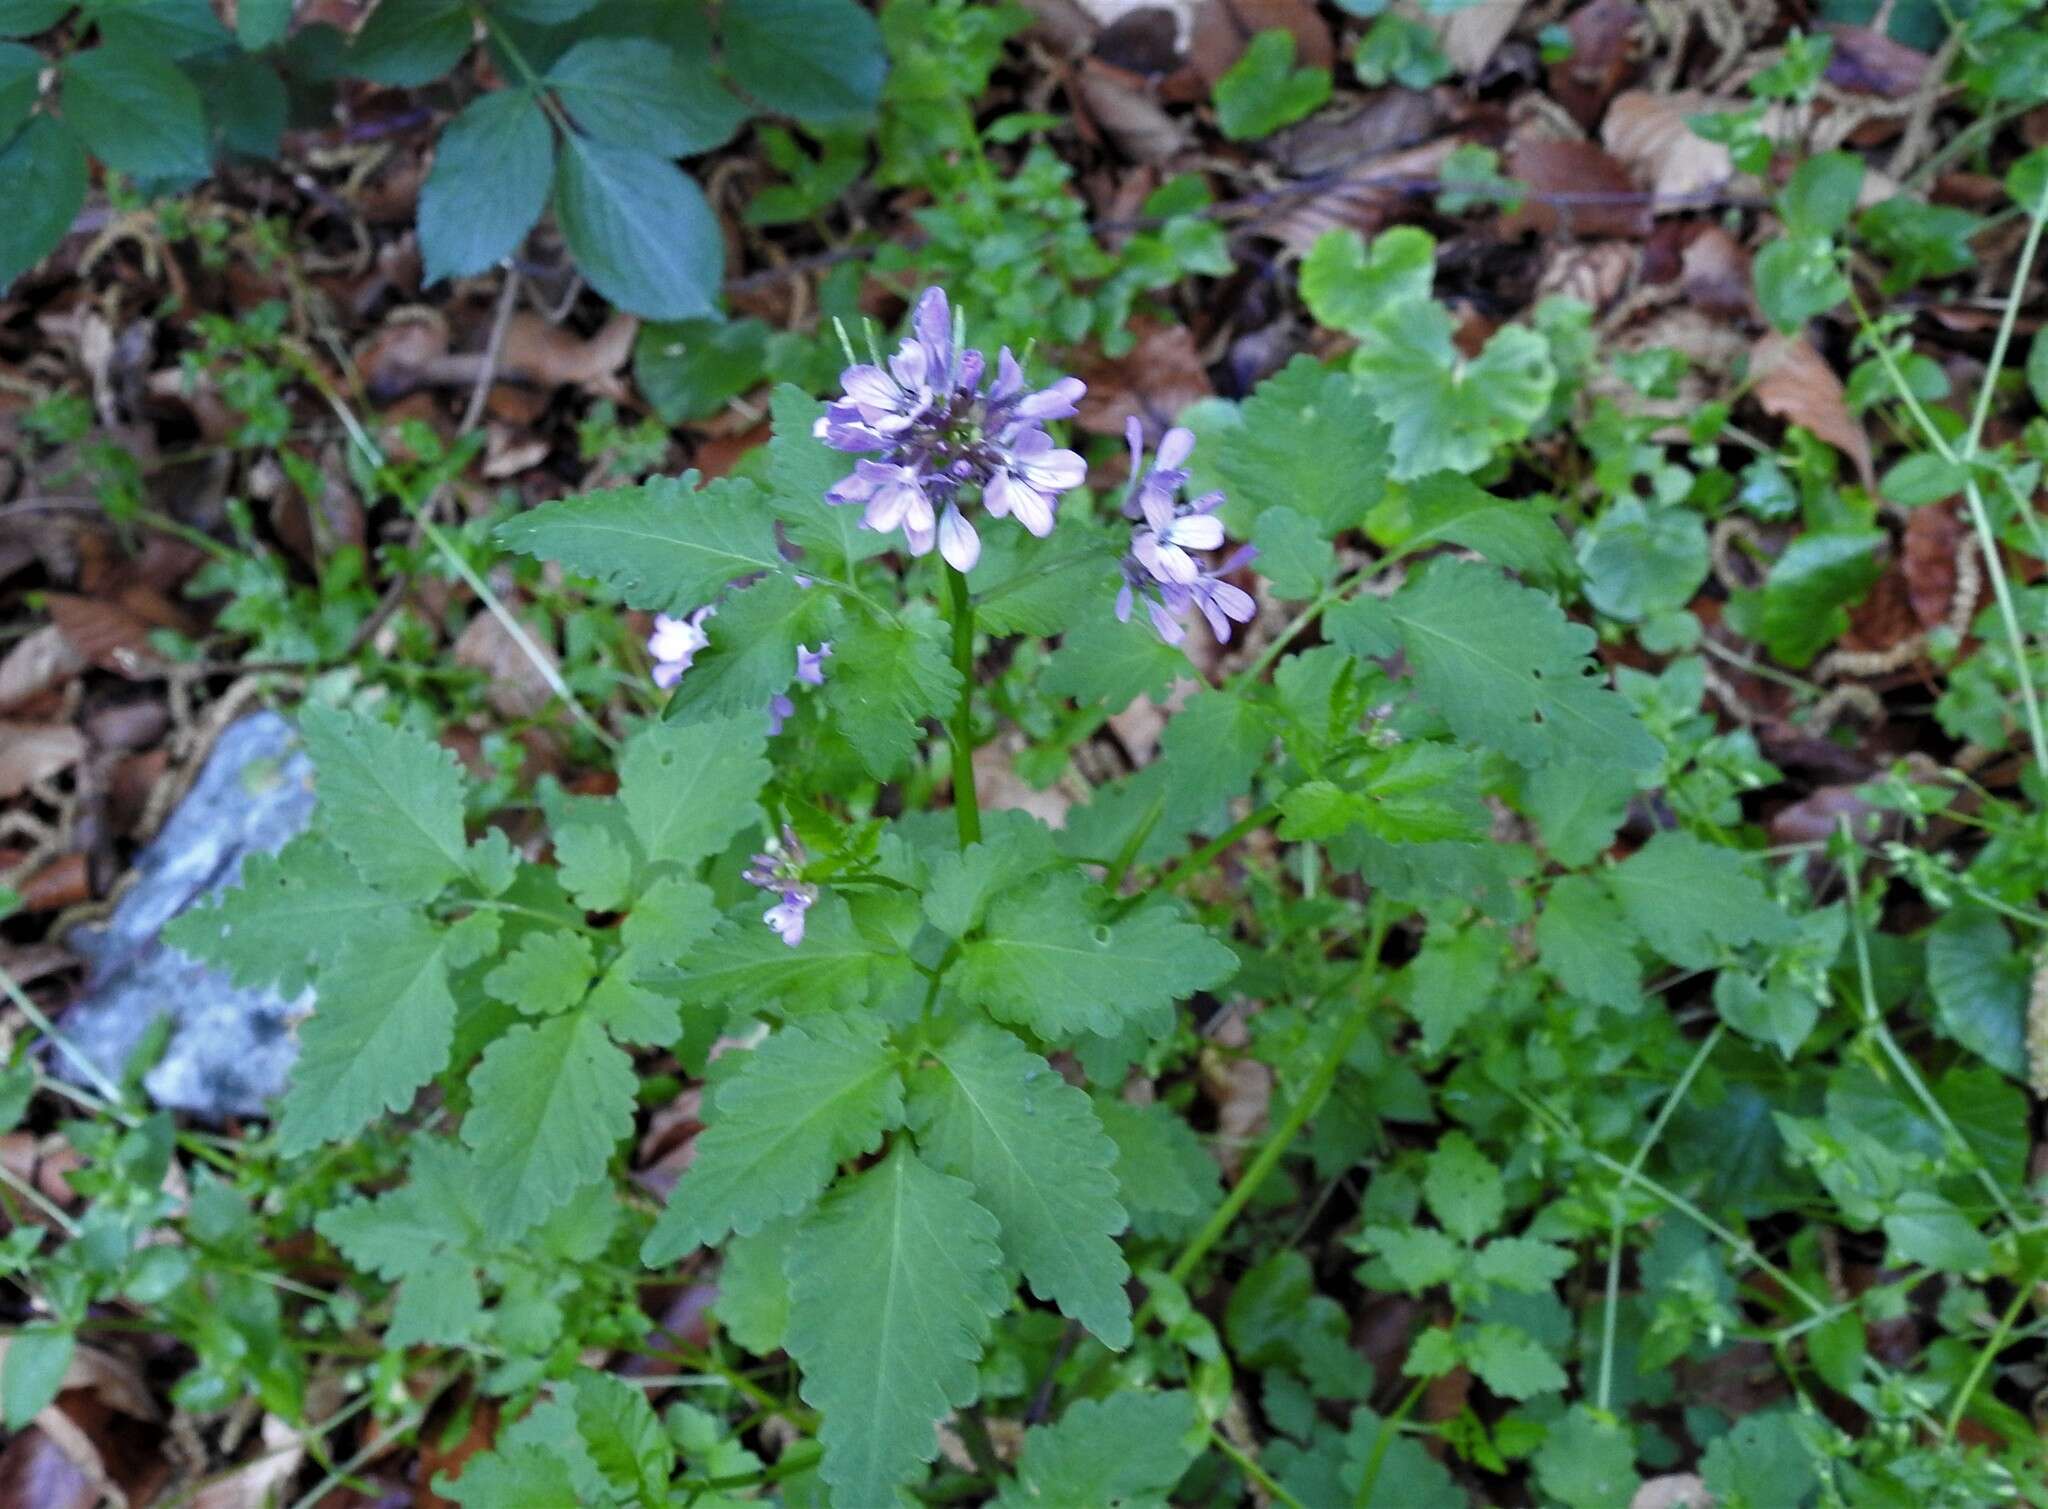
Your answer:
1263;88;1441;178
1264;137;1459;254
0;626;86;715
1200;1049;1271;1178
1602;89;1734;205
1426;0;1529;77
496;311;639;393
1535;241;1637;310
1824;23;1930;99
1074;319;1214;435
1504;137;1651;239
1073;57;1190;164
1548;0;1642;128
1750;334;1876;493
193;1415;305;1509
1678;223;1755;317
1903;503;1968;628
0;724;86;800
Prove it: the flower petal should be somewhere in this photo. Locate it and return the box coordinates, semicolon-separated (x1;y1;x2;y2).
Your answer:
938;504;981;572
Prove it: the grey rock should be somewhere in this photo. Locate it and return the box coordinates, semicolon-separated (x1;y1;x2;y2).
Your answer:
61;710;313;1118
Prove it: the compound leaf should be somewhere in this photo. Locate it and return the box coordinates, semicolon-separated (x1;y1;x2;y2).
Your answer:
823;602;961;779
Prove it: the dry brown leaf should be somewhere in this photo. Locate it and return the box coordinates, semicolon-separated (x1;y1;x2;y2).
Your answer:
1265;137;1458;254
1263;88;1441;177
45;593;166;676
1750;333;1876;492
193;1415;305;1509
1073;58;1189;162
0;724;85;799
1903;503;1967;628
1074;320;1213;435
452;611;561;721
0;1425;96;1509
1535;241;1637;310
497;311;638;392
1602;89;1734;205
1547;0;1642;128
1424;0;1528;76
0;626;86;714
1679;223;1755;317
972;736;1075;828
1504;137;1650;239
1825;23;1929;99
1200;1049;1271;1177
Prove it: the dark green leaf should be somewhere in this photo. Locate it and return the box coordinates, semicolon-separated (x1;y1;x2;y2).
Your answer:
0;116;82;290
553;132;722;320
721;0;885;123
61;45;210;181
546;36;744;156
419;89;553;284
633;317;768;423
347;0;469;86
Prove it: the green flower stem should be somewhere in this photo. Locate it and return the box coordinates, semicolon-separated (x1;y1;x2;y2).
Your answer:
1942;1248;2047;1443
945;564;983;848
1108;801;1282;920
1129;903;1393;1336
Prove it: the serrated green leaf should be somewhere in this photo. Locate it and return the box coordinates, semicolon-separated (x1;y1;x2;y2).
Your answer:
1406;922;1504;1055
164;834;404;996
996;1392;1198;1508
546;36;743;156
1251;504;1335;598
714;1216;794;1354
1465;1321;1566;1399
61;44;209;182
664;572;842;723
785;1145;1006;1505
823;603;961;779
1278;744;1491;847
300;703;471;901
617;715;770;869
1699;1411;1817;1509
387;1253;484;1348
1156;689;1273;820
1361;1225;1462;1291
549;813;635;912
0;116;86;292
1522;758;1633;867
1535;875;1641;1012
1095;1098;1219;1242
317;1138;482;1281
573;1371;675;1503
1389;471;1574;588
1607;831;1794;970
643;1014;903;1264
720;0;885;124
1330;558;1660;775
588;876;719;1046
482;929;595;1016
553;129;723;321
1423;1132;1502;1242
665;891;886;1017
1532;1405;1638;1509
911;1024;1132;1346
763;385;893;567
419;89;552;285
463;1010;638;1239
1472;1237;1574;1294
1214;357;1389;537
1042;603;1189;707
973;524;1123;637
278;913;492;1155
497;472;783;615
955;879;1237;1040
923;814;1062;939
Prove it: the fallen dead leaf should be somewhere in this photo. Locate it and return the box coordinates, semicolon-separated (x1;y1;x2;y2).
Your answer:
45;593;170;676
1074;320;1214;435
0;626;85;714
1073;58;1190;163
1603;89;1734;205
1265;137;1459;254
1535;241;1637;310
496;311;638;392
1426;0;1528;77
1504;137;1650;239
0;1425;95;1509
452;610;561;721
1200;1050;1271;1177
1771;785;1882;847
16;853;88;913
1548;0;1642;129
0;724;85;799
973;735;1075;828
1904;503;1968;628
1750;334;1876;493
1824;23;1929;99
1678;223;1755;317
193;1415;306;1509
1263;88;1441;177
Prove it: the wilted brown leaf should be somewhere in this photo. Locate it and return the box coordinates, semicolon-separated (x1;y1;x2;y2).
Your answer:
0;1426;96;1509
496;311;638;392
1504;137;1650;238
0;724;85;799
1750;334;1876;492
1603;89;1734;204
1548;0;1642;128
193;1415;306;1509
1904;503;1968;628
1264;137;1459;254
1824;24;1929;99
1427;0;1528;76
1074;320;1213;435
0;626;85;714
1073;58;1190;163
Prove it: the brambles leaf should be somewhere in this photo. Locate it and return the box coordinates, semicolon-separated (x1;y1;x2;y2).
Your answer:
300;703;472;902
61;44;210;183
785;1145;1006;1505
553;132;723;321
0;117;87;292
545;37;744;156
1331;559;1660;775
643;1013;904;1264
497;472;784;614
462;1010;638;1239
721;0;886;124
910;1024;1132;1346
419;89;553;284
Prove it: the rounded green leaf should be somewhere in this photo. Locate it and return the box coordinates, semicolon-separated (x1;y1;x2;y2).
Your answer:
1;1325;74;1428
720;0;885;123
60;44;211;182
0;1;72;39
0;114;86;290
419;88;554;285
546;36;744;157
346;0;470;87
552;132;722;320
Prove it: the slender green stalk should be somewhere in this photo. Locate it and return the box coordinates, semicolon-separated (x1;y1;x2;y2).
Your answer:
1;961;133;1119
1353;1374;1429;1507
1597;1025;1723;1411
1941;1252;2046;1442
1109;802;1280;918
944;564;982;847
1131;905;1393;1333
1210;1428;1310;1509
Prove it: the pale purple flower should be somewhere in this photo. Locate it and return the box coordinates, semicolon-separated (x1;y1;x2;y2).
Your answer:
767;643;832;734
745;827;815;948
765;693;796;735
815;287;1086;571
1115;421;1256;645
648;606;714;690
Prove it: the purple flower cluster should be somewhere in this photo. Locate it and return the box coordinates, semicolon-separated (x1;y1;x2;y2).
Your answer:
816;288;1087;572
744;826;815;947
1115;419;1256;645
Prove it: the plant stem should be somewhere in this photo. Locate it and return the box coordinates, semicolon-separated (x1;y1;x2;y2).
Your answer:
1942;1251;2046;1442
1353;1373;1430;1507
1109;802;1280;918
1131;904;1392;1334
944;564;982;848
